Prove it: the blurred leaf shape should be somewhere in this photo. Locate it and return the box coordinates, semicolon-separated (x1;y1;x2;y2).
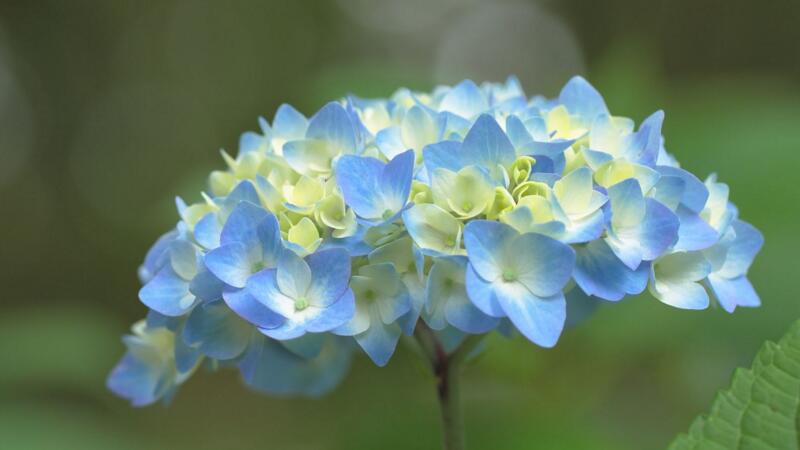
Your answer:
0;404;144;450
670;319;800;449
0;307;120;393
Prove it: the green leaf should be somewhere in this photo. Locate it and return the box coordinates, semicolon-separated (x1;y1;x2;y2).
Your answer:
670;320;800;449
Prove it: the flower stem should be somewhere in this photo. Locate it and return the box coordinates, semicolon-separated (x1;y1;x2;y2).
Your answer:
437;350;465;450
414;323;485;450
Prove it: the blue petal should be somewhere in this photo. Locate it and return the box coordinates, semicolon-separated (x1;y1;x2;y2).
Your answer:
413;244;426;281
637;198;680;260
442;277;500;334
168;239;198;280
175;196;187;217
707;274;760;313
305;289;356;333
609;178;646;227
375;126;406;159
423;292;447;330
657;166;709;213
222;286;285;329
510;233;576;297
649;252;711;310
650;175;686;210
463;220;517;281
272;104;308;141
256;213;283;268
332;298;371;337
335;154;385;219
465;264;506;317
360;263;412;324
674;207;718;251
204;242;252;288
182;300;252;360
401;105;440;149
561;209;607;244
344;98;369;150
306;248;351;306
531;155;556;173
193;212;221;250
189;263;225;302
438;111;471;138
139;266;196;316
225;179;261;207
380;150;415;214
140;230;178;283
558;76;609;124
627;110;663;166
258;116;270;134
520;139;575;161
505;114;533;147
279;333;325;359
582;148;614;170
402;268;428;322
607;195;678;270
173;333;202;374
239;131;267;154
422;140;463;176
282;139;330;175
306;102;356;153
276;251;312;301
320;226;373;256
381;289;413;325
521;115;548;138
239;334;353;397
573;240;649;301
426;257;470;331
717;220;764;278
145;310;181;331
460;114;516;176
496;286;566;348
439;80;488;118
220;201;269;248
650;278;709;310
354;320;402;367
516;116;577;158
107;352;161;407
246;268;295;319
397;303;422;336
259;319;307;340
605;236;643;272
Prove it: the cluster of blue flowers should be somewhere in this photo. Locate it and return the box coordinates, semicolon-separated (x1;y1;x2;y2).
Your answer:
108;76;763;406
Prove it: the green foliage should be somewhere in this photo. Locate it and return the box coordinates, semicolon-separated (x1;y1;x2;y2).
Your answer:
670;321;800;449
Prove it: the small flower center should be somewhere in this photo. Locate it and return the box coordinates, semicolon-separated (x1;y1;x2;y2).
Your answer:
382;209;394;220
502;269;517;282
444;236;456;247
461;201;473;212
364;289;376;302
294;297;309;311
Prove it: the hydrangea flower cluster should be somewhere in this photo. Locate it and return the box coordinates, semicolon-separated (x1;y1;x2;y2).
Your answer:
108;76;763;406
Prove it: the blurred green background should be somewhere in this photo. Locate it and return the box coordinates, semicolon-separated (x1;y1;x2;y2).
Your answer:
1;0;798;449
